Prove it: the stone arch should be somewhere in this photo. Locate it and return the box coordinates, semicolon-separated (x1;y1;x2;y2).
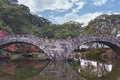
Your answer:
67;37;120;57
0;36;52;59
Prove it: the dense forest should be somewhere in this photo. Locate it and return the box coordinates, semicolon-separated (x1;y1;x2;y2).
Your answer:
0;0;120;38
0;0;51;34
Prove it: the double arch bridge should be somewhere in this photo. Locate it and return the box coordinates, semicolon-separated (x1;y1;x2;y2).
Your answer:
0;35;120;61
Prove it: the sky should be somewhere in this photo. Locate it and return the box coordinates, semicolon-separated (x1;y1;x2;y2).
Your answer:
18;0;120;26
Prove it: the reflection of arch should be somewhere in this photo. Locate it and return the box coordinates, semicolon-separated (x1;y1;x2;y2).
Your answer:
0;35;51;59
78;61;120;80
68;36;120;57
69;59;113;80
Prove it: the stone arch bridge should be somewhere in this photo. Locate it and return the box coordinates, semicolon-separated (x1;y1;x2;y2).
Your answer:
0;35;120;61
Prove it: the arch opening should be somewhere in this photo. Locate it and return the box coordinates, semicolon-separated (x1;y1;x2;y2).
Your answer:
68;40;120;61
0;42;50;60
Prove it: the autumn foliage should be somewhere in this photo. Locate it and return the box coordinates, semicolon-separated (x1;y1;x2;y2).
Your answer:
4;44;17;52
0;30;40;54
20;45;40;55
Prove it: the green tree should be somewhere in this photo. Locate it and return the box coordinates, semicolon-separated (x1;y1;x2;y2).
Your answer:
85;14;120;36
39;21;83;38
0;0;51;35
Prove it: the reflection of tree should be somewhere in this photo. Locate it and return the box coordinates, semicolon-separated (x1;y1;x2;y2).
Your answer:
0;60;50;80
1;62;16;75
105;62;120;80
78;60;98;79
69;59;113;80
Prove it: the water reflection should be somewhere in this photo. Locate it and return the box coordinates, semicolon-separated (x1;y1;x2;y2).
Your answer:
0;59;120;80
69;59;120;80
0;59;50;80
27;61;86;80
0;59;86;80
79;59;112;77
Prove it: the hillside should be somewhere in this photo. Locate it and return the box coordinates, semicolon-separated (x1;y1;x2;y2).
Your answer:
0;0;51;35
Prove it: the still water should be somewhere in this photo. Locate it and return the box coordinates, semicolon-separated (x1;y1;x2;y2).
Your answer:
0;59;119;80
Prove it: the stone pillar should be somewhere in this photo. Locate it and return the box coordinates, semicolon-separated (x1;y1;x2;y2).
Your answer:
51;51;66;62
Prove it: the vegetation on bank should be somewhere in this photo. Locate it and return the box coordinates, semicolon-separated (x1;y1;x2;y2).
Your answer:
0;42;49;60
70;48;117;61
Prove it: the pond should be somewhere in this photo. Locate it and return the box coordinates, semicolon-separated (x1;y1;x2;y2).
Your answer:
68;59;119;80
0;58;119;80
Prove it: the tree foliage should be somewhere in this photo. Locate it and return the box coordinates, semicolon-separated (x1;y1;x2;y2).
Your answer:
39;21;83;38
0;0;51;34
85;14;120;36
0;0;120;39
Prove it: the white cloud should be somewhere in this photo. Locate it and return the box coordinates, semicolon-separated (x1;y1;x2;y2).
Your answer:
93;0;108;6
72;1;85;13
38;15;42;17
71;0;79;3
18;0;73;12
107;11;120;15
18;0;37;11
76;12;102;26
55;12;102;26
18;0;86;13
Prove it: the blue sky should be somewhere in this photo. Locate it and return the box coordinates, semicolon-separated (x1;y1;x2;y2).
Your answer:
18;0;120;26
